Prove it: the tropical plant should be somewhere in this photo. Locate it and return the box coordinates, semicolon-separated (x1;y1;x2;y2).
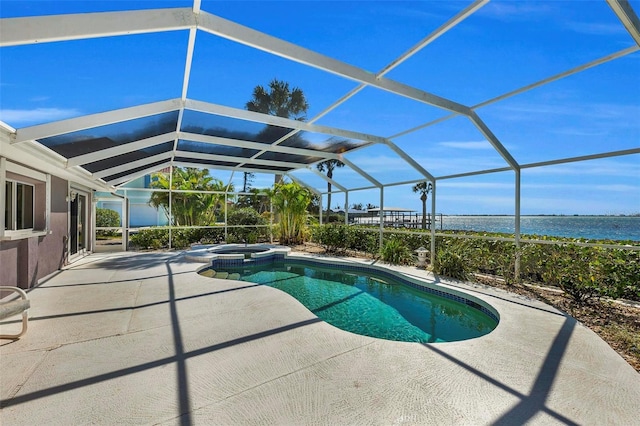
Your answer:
380;238;414;265
148;167;231;226
412;181;433;230
316;159;345;215
269;181;312;245
246;79;309;184
246;79;309;120
433;244;470;281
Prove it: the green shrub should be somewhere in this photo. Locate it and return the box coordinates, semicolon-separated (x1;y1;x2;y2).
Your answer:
130;228;169;249
549;245;601;304
226;208;268;243
310;225;380;256
311;224;349;253
301;224;640;301
129;227;225;250
380;238;414;265
96;208;120;238
433;242;470;281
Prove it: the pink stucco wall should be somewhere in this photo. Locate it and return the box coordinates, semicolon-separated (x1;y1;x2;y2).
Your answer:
1;176;70;289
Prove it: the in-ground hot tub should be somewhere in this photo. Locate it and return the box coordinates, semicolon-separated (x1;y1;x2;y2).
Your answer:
184;243;290;263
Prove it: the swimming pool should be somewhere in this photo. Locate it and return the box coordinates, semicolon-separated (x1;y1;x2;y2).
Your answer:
200;257;498;343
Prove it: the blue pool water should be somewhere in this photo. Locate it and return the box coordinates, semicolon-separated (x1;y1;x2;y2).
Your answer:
213;261;498;343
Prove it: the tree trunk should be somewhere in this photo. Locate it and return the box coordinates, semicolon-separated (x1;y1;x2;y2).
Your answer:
421;193;427;230
326;169;333;216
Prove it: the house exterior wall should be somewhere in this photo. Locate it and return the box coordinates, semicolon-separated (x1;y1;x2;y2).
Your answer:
0;175;70;289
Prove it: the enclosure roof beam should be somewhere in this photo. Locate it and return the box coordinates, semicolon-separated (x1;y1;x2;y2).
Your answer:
467;111;519;170
310;168;348;193
0;8;195;47
339;158;382;188
93;152;174;179
197;11;470;115
607;0;640;46
13;99;182;144
521;147;640;169
0;137;112;191
111;161;173;187
175;150;313;170
178;131;341;160
436;167;513;181
171;160;283;178
66;132;178;168
184;99;385;145
285;174;322;196
382;139;435;182
387;45;639;140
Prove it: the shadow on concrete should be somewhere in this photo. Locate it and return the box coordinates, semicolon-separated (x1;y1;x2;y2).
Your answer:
64;252;188;271
23;284;262;323
0;316;322;410
421;316;578;425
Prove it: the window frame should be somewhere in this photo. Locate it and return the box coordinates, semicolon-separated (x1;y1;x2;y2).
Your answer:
5;179;35;231
1;158;51;241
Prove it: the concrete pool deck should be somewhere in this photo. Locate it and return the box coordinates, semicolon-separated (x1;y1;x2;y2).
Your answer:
1;251;639;425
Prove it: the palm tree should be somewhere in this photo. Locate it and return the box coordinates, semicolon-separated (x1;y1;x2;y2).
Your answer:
246;79;309;184
149;167;231;226
246;79;308;120
242;172;254;193
269;181;312;245
316;159;344;215
412;181;433;230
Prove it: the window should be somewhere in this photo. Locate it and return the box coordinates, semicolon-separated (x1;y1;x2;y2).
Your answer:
1;160;49;240
5;180;34;230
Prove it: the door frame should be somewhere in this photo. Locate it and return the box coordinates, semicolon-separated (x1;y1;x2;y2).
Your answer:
68;185;91;262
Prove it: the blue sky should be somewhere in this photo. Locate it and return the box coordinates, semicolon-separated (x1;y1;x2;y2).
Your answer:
1;0;639;215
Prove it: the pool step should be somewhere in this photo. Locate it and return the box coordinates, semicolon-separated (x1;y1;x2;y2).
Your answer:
199;269;241;281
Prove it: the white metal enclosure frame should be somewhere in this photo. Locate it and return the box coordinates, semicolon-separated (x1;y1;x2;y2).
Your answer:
1;0;639;267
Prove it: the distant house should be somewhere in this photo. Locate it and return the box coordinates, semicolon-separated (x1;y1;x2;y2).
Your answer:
96;175;169;228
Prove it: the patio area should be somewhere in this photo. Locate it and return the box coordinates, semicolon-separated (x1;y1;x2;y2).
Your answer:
1;251;639;425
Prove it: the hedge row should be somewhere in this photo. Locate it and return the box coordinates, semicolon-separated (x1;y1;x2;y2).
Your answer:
310;224;640;303
129;226;271;250
129;208;271;250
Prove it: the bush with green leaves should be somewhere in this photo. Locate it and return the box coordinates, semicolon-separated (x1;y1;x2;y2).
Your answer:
310;224;350;254
433;240;470;281
226;207;268;243
380;238;414;265
308;224;640;302
96;208;120;238
129;227;225;250
310;224;380;256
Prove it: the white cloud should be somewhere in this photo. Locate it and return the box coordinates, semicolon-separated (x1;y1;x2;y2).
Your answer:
0;108;81;126
478;2;553;21
594;184;639;192
523;160;639;178
438;141;492;150
564;21;627;36
439;182;513;190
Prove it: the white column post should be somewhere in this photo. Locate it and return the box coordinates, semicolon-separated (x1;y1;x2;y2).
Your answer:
168;166;173;250
344;191;349;225
515;169;521;282
0;157;6;239
224;193;228;242
431;180;436;266
379;187;384;249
